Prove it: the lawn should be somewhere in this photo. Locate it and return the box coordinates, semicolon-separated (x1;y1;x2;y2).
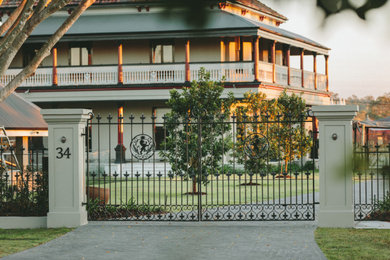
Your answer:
88;173;318;207
0;228;73;258
315;228;390;260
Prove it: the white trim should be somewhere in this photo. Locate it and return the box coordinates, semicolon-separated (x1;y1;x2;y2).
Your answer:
5;130;48;137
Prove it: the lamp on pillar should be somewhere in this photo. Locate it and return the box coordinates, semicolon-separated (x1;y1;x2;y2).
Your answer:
253;36;260;82
115;106;126;163
52;48;58;86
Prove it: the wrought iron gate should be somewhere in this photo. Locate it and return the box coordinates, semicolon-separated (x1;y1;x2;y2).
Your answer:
85;110;317;221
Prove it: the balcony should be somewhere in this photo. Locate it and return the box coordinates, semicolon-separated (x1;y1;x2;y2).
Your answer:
2;62;328;92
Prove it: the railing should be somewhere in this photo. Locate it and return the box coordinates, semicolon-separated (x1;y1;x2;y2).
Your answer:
275;64;288;86
258;61;273;82
317;73;327;91
191;62;254;82
290;68;302;88
123;63;185;84
2;62;327;91
57;66;117;86
304;71;315;90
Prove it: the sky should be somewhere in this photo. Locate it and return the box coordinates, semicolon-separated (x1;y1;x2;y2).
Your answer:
261;0;390;99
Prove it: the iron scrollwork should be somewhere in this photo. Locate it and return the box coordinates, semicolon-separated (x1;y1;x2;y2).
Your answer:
130;134;155;160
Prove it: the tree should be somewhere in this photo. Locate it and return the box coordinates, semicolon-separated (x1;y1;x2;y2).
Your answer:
269;91;312;175
161;69;235;194
233;91;278;185
0;0;97;102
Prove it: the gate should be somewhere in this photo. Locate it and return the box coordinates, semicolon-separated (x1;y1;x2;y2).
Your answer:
85;110;317;221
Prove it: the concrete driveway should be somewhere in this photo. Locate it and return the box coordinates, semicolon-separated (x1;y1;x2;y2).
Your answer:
3;221;326;260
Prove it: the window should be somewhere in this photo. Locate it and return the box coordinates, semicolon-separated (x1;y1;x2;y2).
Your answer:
69;47;89;66
153;108;171;150
151;42;174;63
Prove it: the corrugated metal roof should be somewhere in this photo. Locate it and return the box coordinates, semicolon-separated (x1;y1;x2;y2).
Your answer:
0;0;287;20
28;10;328;50
0;89;48;130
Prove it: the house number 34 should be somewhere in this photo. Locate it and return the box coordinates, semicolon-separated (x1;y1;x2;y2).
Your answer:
56;147;71;159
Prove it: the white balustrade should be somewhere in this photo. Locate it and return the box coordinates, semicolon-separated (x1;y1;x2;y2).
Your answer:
258;61;273;83
57;66;117;86
317;73;327;91
275;64;288;86
0;68;52;87
304;71;315;90
1;62;328;92
123;63;185;84
290;68;302;88
191;62;254;82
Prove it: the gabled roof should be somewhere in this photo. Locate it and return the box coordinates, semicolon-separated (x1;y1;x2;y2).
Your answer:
0;89;47;130
0;0;287;20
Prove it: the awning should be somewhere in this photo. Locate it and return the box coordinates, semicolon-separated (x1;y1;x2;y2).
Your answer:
0;89;48;130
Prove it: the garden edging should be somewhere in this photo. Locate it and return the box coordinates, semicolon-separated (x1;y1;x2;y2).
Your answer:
0;216;47;229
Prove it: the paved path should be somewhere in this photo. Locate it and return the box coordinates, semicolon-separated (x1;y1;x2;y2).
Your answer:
4;221;326;260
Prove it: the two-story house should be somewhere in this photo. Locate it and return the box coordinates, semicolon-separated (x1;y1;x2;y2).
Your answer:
1;0;330;166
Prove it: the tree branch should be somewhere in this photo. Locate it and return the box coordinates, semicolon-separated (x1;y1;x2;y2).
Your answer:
0;0;96;102
0;0;27;35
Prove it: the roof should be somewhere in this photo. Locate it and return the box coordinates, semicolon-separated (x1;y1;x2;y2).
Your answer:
27;10;329;52
0;89;48;130
0;0;287;20
356;118;390;128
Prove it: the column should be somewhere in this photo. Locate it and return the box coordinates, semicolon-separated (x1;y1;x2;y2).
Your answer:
253;36;260;82
271;40;276;83
115;105;126;163
286;45;291;86
300;49;304;88
325;55;329;92
41;109;91;228
313;52;317;90
312;105;359;227
52;48;58;86
118;43;123;85
185;40;190;83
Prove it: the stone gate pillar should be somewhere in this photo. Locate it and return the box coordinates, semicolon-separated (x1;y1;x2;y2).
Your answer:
312;105;358;227
41;109;91;228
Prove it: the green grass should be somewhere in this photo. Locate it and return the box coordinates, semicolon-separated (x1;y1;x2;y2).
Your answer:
89;173;318;207
0;228;73;258
315;228;390;260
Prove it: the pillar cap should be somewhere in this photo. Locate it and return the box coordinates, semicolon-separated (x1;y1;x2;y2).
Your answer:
41;109;92;124
312;105;358;120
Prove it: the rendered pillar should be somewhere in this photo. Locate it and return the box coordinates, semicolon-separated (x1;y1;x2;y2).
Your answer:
52;48;58;86
313;53;317;90
300;49;304;88
271;41;276;83
312;105;358;227
286;45;291;86
325;55;329;92
41;109;91;228
118;43;123;85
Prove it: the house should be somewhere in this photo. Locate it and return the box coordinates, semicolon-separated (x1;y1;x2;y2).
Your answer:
0;0;330;166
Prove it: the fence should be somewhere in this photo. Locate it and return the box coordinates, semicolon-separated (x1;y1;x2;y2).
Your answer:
353;143;390;221
0;147;48;217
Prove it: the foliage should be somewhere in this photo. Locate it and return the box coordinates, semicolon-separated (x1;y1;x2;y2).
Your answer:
346;93;390;120
160;68;235;193
0;228;73;258
0;167;48;216
269;91;312;173
87;198;165;221
315;228;390;260
366;191;390;221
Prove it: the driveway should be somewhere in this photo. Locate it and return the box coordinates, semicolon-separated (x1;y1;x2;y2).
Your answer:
3;221;326;260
